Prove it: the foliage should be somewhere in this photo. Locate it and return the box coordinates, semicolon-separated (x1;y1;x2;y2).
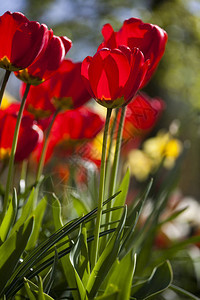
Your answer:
0;1;200;299
0;166;198;299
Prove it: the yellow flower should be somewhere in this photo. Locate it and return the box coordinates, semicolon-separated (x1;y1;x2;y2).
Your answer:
125;149;153;181
143;131;170;162
165;139;182;158
164;139;182;168
143;131;182;169
124;129;182;182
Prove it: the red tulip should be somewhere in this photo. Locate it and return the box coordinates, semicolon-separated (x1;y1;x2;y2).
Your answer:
0;11;49;71
0;105;43;162
98;18;168;87
21;59;91;118
49;59;91;110
81;46;149;108
34;107;104;163
15;29;72;85
123;92;165;140
21;81;55;118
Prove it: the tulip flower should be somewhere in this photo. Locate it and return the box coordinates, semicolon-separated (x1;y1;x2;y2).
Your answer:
49;59;91;110
98;18;168;87
34;107;104;163
81;46;149;108
0;11;49;72
21;80;54;118
122;92;164;140
22;59;91;117
0;105;43;162
81;45;150;262
7;29;71;195
16;32;72;85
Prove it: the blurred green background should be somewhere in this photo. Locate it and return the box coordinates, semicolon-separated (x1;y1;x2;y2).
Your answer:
1;0;200;198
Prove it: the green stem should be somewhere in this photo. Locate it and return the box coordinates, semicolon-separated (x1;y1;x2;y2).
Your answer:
2;83;30;219
106;106;126;226
0;70;11;107
91;107;112;269
36;109;59;183
104;108;119;196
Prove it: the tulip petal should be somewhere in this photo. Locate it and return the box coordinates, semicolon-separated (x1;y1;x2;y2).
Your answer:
60;36;72;53
81;56;96;99
99;23;117;49
88;48;131;102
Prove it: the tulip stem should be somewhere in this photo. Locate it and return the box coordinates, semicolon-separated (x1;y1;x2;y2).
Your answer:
91;107;112;270
36;109;59;183
106;106;126;225
105;108;119;196
0;70;11;107
2;83;30;220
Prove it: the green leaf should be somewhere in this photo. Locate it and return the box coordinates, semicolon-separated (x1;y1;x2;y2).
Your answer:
38;276;46;300
159;207;188;226
43;248;58;294
79;225;90;286
0;216;34;295
24;277;54;300
86;206;127;299
5;194;120;298
69;226;88;300
70;257;88;300
170;284;200;300
111;168;130;224
26;197;47;250
0;188;17;243
52;195;78;300
24;278;37;300
51;193;63;228
95;288;119;299
11;188;35;235
64;255;79;300
132;261;173;299
72;194;90;217
119;179;153;259
126;178;153;229
24;277;38;290
70;223;90;286
105;252;136;300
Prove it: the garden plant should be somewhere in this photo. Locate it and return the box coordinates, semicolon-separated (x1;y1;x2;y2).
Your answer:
0;10;199;300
